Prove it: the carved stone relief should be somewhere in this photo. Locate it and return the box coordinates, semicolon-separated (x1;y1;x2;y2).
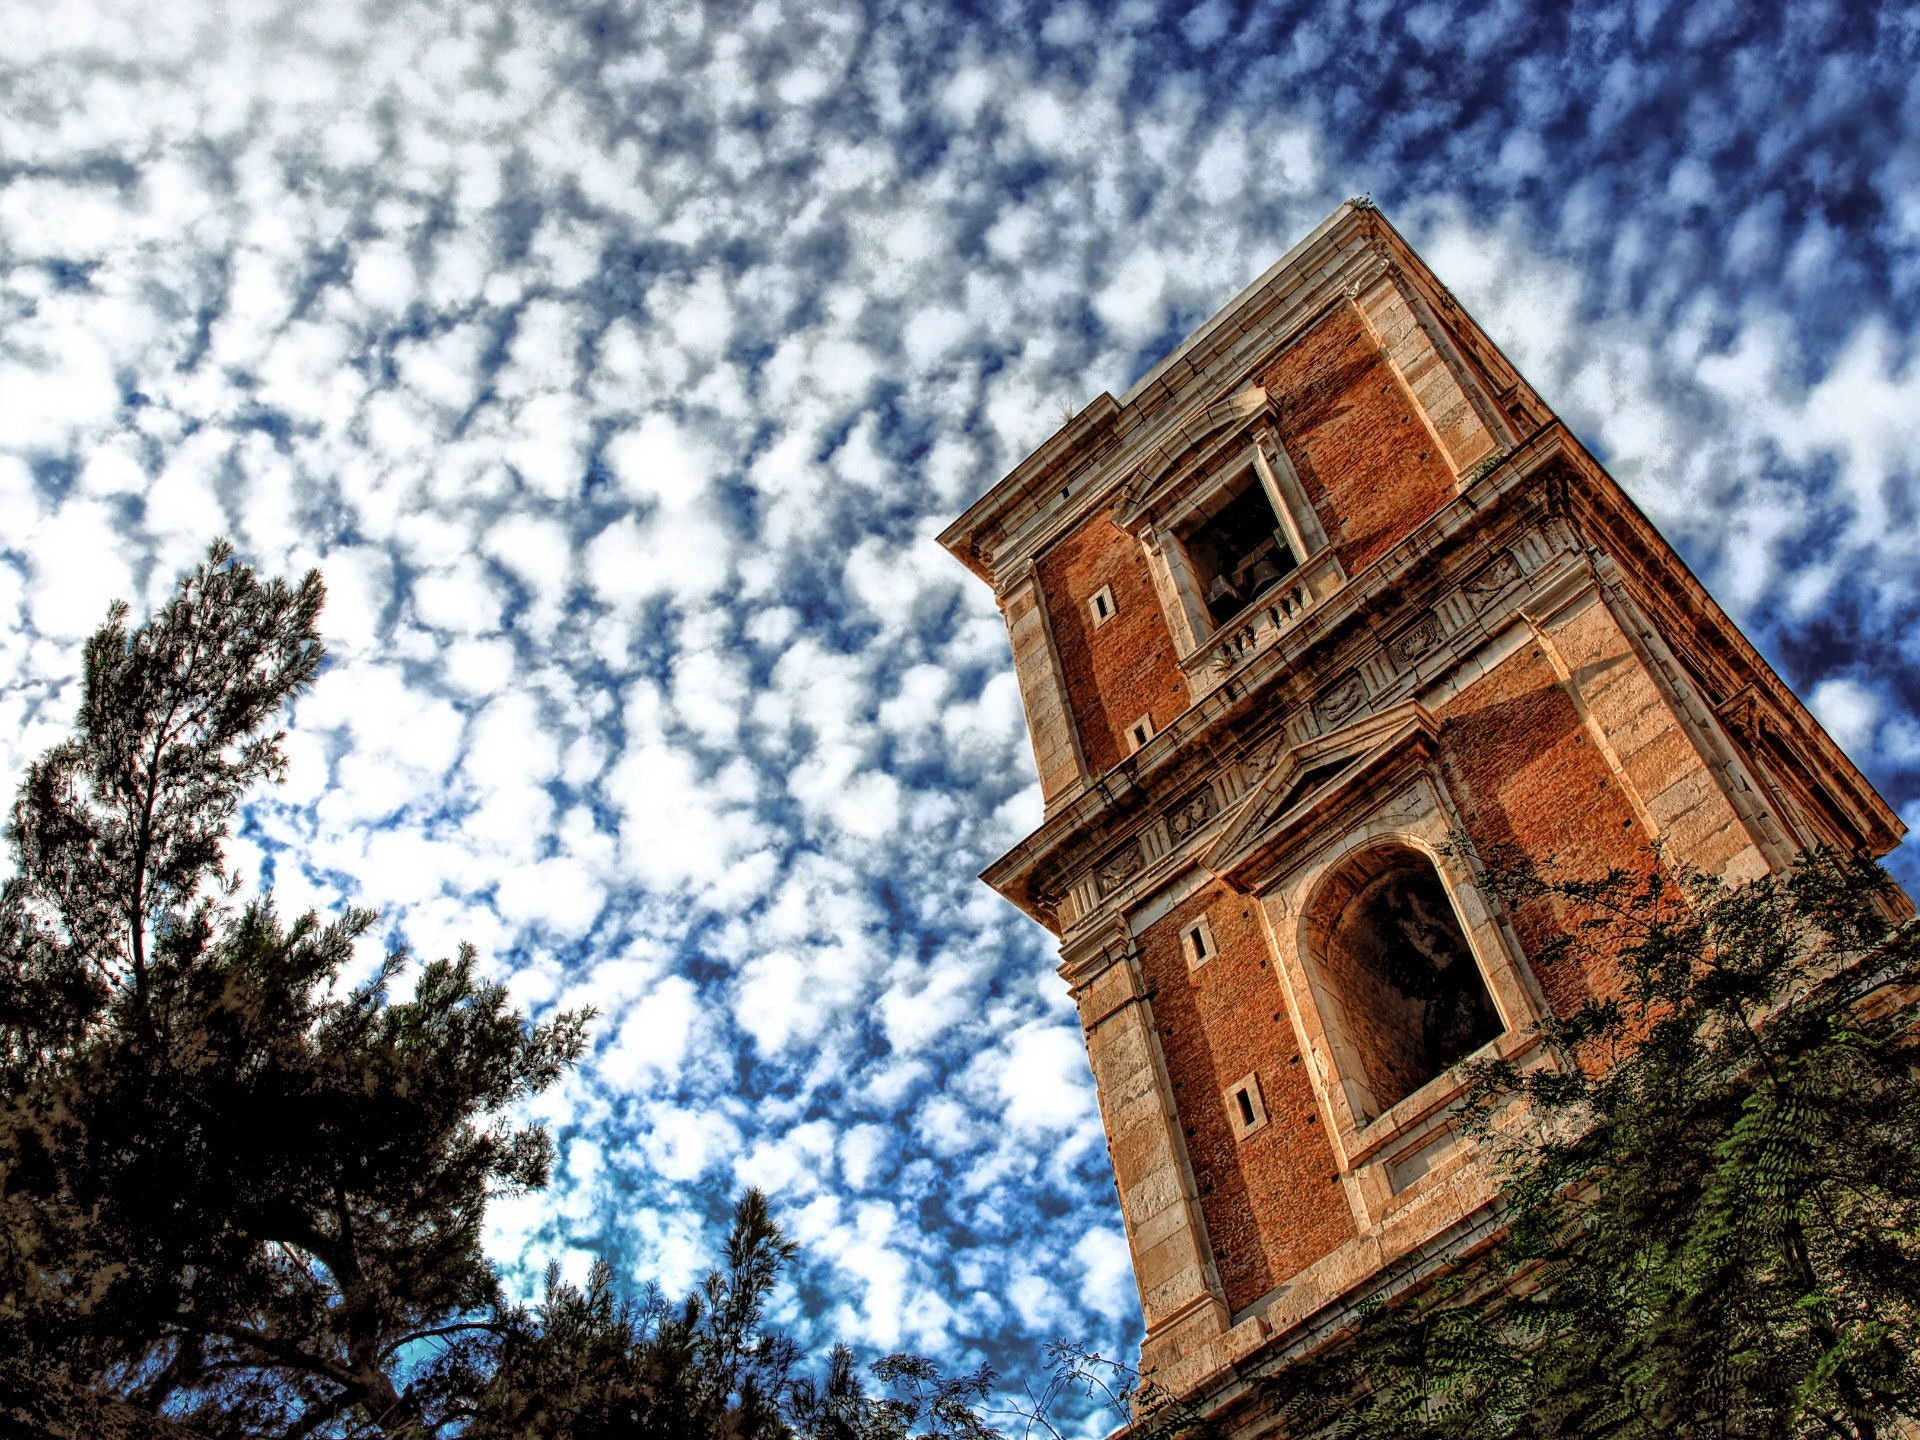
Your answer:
1716;689;1768;750
1463;550;1521;606
1388;611;1444;666
1317;673;1369;727
1096;841;1145;896
1167;784;1217;840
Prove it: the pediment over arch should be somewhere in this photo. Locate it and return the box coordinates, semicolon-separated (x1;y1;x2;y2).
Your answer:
1202;700;1441;890
1110;382;1271;529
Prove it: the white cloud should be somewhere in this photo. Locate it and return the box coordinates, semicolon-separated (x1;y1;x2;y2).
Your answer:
3;0;1910;1414
1808;678;1883;761
23;502;134;641
605;411;715;509
991;1022;1098;1135
598;975;702;1090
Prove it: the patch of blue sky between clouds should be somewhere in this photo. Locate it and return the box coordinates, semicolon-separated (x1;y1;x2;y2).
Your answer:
1;0;1917;1421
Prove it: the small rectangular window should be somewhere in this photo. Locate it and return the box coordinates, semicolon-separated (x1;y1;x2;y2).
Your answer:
1224;1071;1268;1140
1181;916;1215;970
1089;585;1116;625
1125;716;1153;753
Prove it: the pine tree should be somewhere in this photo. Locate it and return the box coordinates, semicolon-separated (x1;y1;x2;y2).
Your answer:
0;542;588;1435
0;542;1007;1440
447;1190;996;1440
1267;847;1920;1440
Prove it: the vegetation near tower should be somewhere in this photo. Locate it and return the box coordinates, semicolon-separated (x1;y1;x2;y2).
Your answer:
1266;847;1920;1440
0;542;1003;1440
7;541;1913;1438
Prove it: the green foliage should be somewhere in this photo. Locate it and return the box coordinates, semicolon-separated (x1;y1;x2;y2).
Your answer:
0;543;588;1435
448;1191;999;1440
1;538;323;1058
0;542;1008;1440
1266;847;1920;1440
1015;1344;1219;1440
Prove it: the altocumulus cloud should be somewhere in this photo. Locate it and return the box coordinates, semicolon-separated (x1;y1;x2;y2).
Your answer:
1;0;1916;1413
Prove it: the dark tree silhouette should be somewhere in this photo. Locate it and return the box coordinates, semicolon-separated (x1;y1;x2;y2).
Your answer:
0;542;1001;1440
0;542;586;1434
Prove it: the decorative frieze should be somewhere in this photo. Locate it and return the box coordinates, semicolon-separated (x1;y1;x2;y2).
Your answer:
1387;611;1444;666
1167;784;1217;840
1317;672;1369;727
1463;549;1521;606
1096;841;1145;897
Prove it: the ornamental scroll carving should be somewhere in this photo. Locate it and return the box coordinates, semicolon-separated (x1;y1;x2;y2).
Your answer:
1317;672;1369;727
1388;611;1444;666
1716;688;1770;751
1095;841;1145;897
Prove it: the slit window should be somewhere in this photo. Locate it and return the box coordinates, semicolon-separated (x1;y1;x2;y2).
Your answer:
1126;716;1154;753
1089;585;1116;626
1224;1071;1268;1140
1181;916;1215;970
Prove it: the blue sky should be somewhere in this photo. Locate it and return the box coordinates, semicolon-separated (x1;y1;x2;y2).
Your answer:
2;0;1916;1418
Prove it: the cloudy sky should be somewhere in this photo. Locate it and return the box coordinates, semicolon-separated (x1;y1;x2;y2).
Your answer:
3;0;1917;1417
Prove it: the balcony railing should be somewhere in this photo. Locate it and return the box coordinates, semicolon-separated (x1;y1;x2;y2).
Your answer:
1186;548;1344;692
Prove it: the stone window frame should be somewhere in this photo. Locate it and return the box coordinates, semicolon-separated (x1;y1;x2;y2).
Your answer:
1266;790;1548;1224
1088;584;1117;626
1223;1070;1269;1141
1141;436;1331;659
1125;714;1154;754
1294;838;1507;1131
1198;705;1553;1225
1180;914;1216;970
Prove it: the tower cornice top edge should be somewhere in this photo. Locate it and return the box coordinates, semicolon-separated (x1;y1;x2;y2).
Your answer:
938;200;1379;587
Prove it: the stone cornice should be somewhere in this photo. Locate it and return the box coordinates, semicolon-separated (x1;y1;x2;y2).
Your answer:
938;203;1383;591
976;419;1907;934
977;424;1574;928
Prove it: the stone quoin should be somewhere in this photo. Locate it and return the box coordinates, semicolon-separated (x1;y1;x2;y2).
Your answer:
937;201;1907;1426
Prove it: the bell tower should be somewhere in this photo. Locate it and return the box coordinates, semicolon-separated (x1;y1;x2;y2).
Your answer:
938;202;1905;1417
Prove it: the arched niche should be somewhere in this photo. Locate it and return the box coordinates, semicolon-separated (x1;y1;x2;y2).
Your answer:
1299;843;1503;1121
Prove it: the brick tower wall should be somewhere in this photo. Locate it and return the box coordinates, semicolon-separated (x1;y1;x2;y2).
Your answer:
1259;303;1462;578
942;201;1906;1404
1036;516;1190;774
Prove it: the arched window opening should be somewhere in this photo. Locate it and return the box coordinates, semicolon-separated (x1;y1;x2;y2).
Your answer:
1180;471;1301;629
1304;846;1503;1119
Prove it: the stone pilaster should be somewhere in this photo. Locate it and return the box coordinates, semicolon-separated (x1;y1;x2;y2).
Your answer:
1528;575;1773;884
1068;923;1229;1377
1000;564;1086;810
1355;271;1503;477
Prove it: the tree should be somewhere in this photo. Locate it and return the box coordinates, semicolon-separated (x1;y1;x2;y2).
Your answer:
0;542;589;1435
1010;1345;1217;1440
448;1191;998;1440
0;542;1008;1440
1267;847;1920;1440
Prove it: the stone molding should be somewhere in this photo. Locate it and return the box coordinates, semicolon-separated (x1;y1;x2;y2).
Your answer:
978;430;1573;929
939;210;1913;1440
